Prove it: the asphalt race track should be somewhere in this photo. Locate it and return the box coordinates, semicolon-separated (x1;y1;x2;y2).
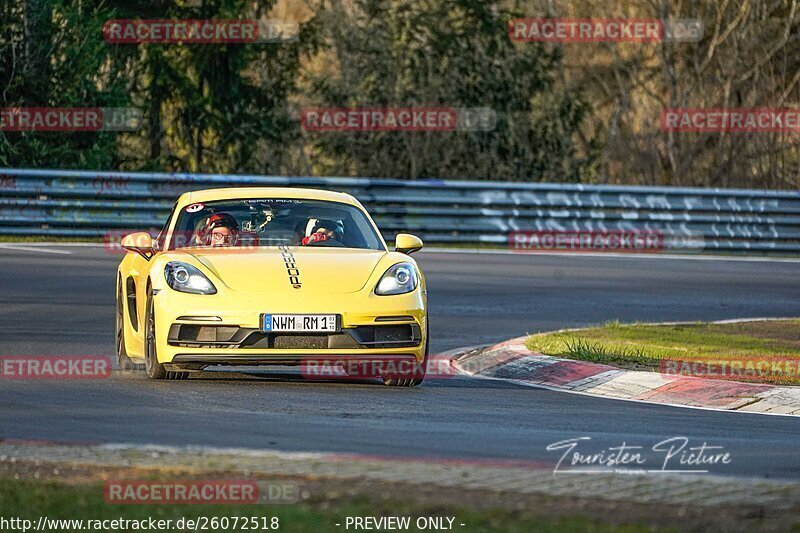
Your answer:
1;245;800;479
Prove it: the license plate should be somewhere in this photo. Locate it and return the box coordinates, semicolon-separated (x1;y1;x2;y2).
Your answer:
262;314;339;333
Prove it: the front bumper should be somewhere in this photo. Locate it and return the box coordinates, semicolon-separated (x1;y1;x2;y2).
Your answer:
151;288;427;366
167;322;422;349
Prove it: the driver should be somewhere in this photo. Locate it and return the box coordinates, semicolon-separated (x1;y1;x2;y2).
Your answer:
198;213;240;247
301;219;344;246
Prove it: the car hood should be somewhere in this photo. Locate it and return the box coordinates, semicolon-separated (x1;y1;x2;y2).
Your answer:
180;247;387;294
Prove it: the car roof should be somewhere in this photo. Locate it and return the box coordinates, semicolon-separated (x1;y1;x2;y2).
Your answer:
178;187;359;206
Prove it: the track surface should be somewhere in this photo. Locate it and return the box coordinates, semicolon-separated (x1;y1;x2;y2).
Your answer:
1;246;800;479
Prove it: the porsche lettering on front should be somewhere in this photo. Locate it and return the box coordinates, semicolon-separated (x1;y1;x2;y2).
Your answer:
278;244;302;289
115;187;428;386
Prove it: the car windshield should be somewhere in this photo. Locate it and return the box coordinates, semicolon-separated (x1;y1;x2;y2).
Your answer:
169;198;385;251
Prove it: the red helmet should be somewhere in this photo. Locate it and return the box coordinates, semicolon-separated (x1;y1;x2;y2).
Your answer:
199;213;239;245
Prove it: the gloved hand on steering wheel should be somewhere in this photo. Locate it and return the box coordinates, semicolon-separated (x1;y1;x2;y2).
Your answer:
301;219;344;246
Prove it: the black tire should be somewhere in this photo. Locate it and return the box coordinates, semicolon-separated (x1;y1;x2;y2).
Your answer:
115;279;138;370
383;326;428;387
145;286;188;380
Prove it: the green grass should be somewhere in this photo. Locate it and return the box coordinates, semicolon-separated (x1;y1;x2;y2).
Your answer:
526;319;800;385
0;478;653;533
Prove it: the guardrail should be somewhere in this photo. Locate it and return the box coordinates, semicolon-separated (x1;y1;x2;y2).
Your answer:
1;168;799;253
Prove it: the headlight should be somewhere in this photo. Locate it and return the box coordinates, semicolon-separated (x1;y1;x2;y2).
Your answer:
375;262;418;295
164;262;217;295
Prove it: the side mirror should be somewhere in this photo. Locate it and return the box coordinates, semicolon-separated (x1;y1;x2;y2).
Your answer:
395;233;423;255
121;232;154;260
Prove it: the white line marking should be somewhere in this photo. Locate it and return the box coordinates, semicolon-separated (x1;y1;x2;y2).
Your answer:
0;242;105;247
553;469;710;474
0;242;798;262
422;247;800;263
532;317;798;338
0;244;72;255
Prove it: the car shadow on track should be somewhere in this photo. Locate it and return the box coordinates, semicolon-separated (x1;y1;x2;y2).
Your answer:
113;366;528;390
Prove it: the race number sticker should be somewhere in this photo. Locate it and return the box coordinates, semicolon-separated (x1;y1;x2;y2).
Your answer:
185;203;204;213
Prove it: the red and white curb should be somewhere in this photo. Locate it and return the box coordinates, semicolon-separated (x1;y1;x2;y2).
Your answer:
452;337;800;416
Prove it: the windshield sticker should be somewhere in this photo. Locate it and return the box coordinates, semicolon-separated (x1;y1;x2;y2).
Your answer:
243;199;300;205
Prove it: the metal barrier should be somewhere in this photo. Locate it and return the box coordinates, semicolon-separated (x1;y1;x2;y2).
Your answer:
1;168;799;253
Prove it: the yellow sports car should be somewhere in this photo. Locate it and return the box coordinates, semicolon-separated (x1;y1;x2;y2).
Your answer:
115;187;428;386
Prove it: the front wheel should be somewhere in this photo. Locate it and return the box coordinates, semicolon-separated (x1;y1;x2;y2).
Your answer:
145;287;188;380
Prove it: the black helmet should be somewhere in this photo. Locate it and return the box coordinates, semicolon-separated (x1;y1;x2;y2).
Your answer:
312;219;344;241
